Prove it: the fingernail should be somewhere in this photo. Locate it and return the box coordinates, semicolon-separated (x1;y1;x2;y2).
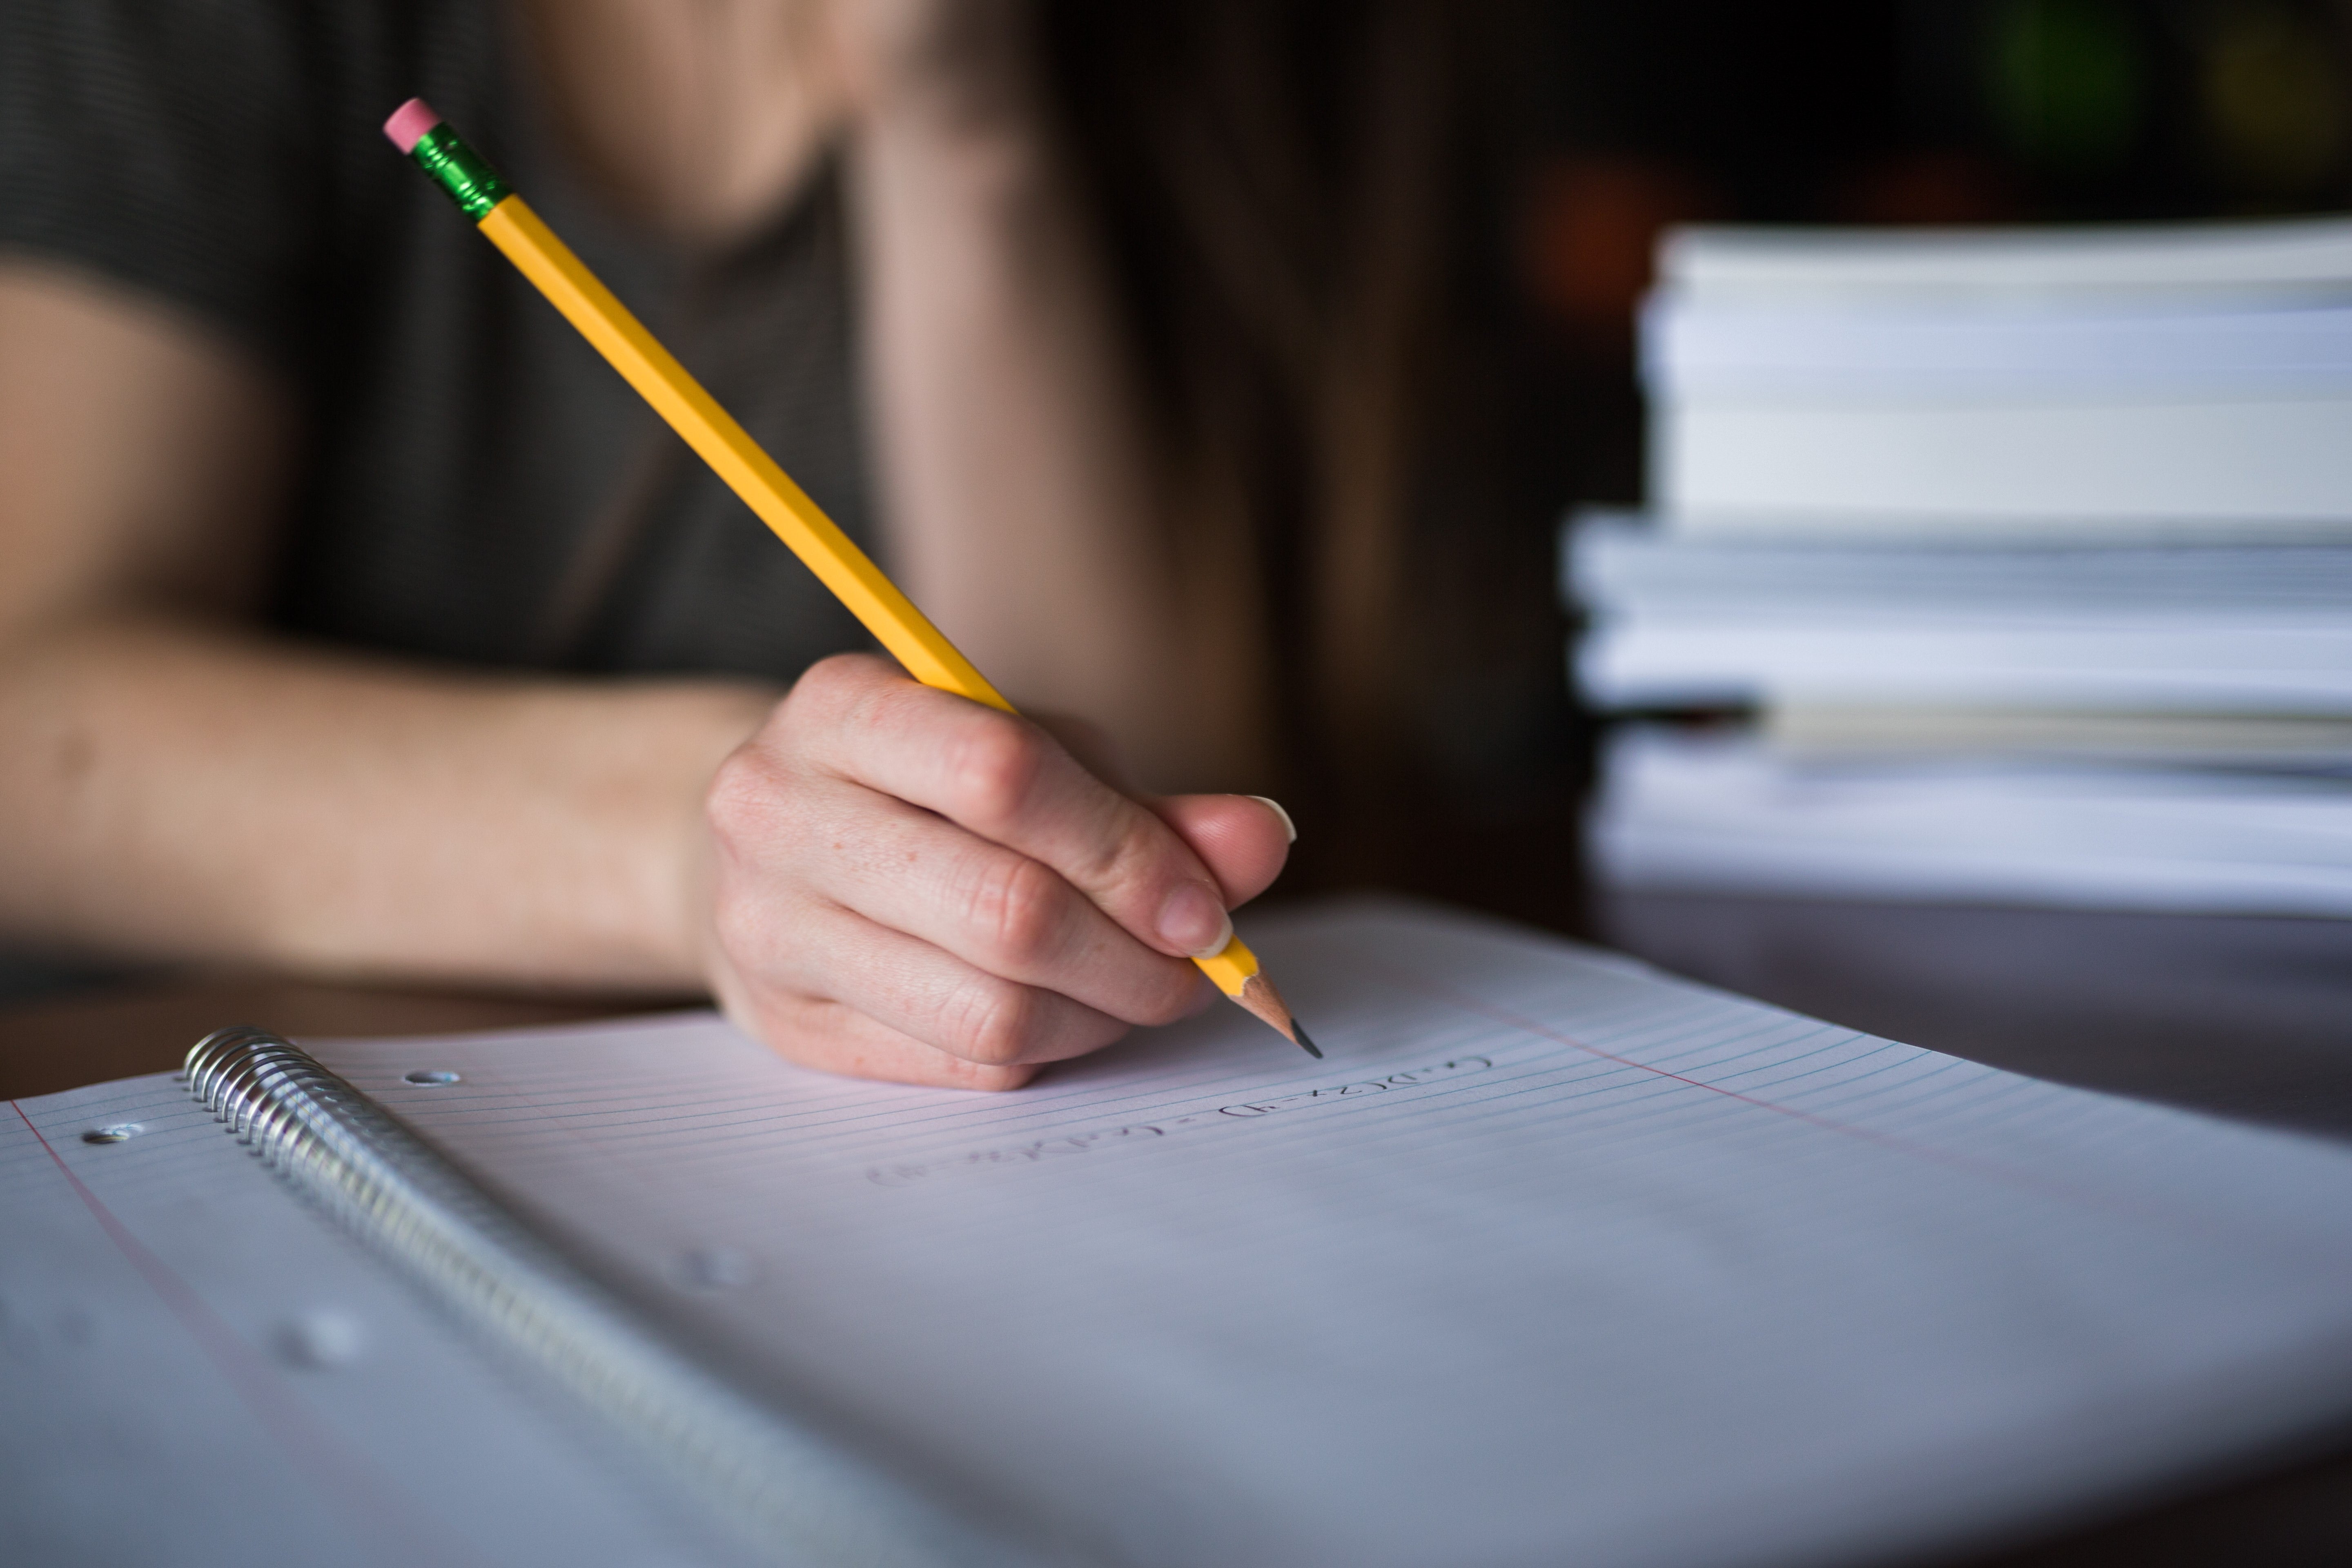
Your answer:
1158;881;1234;958
1244;795;1297;844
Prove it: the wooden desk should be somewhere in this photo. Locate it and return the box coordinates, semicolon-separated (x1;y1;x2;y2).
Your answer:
0;971;687;1101
10;945;2352;1568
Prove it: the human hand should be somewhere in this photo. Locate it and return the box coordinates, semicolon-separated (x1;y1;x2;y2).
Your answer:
699;654;1294;1089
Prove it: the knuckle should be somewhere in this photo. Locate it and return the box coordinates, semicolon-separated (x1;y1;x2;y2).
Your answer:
944;975;1044;1067
944;716;1044;827
1060;796;1174;898
962;855;1065;971
703;746;779;844
795;652;876;704
1091;825;1166;897
781;653;884;735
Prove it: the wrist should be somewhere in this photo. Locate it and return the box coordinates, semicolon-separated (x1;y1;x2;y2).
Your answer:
633;684;778;993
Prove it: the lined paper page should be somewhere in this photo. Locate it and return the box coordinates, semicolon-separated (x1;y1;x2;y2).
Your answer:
313;899;2352;1568
1;1075;760;1568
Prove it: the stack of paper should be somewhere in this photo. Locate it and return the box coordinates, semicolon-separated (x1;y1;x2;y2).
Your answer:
1649;217;2352;533
1598;728;2352;916
1575;219;2352;917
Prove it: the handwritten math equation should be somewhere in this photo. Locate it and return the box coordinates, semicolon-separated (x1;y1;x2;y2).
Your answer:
866;1056;1493;1187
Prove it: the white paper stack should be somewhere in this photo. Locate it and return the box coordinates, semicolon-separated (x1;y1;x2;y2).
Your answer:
1648;217;2352;534
1577;218;2352;918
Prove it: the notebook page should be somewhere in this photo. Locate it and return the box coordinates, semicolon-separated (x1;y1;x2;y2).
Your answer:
312;899;2352;1568
1;1074;763;1567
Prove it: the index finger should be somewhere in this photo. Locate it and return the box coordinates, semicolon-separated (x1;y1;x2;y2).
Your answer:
801;661;1235;960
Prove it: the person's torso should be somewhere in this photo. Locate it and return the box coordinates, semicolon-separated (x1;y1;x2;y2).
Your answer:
266;0;878;681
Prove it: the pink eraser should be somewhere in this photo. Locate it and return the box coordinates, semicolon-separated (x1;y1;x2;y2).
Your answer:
383;98;443;154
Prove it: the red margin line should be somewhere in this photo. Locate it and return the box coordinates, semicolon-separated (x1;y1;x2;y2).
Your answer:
11;1100;482;1567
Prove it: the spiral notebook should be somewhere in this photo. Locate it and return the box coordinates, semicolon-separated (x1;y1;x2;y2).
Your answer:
11;899;2352;1568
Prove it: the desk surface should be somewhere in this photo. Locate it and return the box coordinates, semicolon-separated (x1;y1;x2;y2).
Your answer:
9;907;2352;1568
0;972;684;1102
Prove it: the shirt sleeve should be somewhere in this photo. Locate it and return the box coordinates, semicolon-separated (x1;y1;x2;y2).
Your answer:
0;0;323;367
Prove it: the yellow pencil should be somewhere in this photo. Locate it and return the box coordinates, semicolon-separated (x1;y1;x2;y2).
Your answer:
385;98;1317;1057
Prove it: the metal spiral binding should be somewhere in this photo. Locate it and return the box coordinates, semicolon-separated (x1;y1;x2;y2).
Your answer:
184;1026;1001;1568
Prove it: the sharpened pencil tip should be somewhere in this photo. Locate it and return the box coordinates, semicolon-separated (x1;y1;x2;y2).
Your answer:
1234;972;1320;1057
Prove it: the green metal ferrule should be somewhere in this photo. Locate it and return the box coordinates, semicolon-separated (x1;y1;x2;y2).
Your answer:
408;123;512;222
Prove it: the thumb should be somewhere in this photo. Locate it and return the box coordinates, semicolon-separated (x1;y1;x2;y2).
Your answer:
1147;794;1295;910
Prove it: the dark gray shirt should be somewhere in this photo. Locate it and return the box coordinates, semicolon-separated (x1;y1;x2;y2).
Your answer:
0;0;878;680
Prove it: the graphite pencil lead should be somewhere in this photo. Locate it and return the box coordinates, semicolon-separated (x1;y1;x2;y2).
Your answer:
1291;1020;1323;1060
1233;971;1317;1054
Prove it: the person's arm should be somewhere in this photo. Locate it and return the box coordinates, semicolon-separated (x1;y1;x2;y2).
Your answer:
515;0;1223;779
0;263;1293;1089
837;2;1263;792
0;263;768;990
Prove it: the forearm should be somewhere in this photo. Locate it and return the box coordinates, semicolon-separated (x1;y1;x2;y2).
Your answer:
849;60;1245;789
0;613;773;989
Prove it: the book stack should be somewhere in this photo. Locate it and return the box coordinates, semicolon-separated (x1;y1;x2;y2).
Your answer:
1571;218;2352;919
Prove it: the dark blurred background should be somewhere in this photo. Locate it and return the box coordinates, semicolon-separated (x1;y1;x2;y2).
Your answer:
17;0;2352;1028
1523;0;2352;497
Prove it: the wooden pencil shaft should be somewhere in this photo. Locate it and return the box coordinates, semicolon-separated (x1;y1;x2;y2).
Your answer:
477;198;1012;711
466;196;1275;999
